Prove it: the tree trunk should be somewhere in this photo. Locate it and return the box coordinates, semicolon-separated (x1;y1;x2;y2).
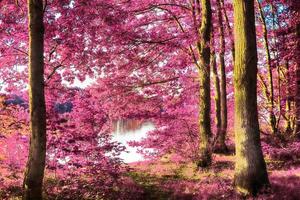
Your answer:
216;0;228;152
197;0;212;168
256;0;277;135
284;61;293;133
211;45;221;139
233;0;269;196
220;0;235;62
23;0;46;199
294;10;300;138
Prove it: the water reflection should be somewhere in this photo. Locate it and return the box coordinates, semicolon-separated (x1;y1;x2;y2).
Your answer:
111;120;155;163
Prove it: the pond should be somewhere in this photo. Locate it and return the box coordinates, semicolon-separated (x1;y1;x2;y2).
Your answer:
111;120;155;163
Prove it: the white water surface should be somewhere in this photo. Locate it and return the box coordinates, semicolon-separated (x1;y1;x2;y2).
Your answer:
111;122;155;163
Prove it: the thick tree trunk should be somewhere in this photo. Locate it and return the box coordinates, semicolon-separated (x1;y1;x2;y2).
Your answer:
197;0;212;168
23;0;46;199
233;0;269;196
216;0;228;152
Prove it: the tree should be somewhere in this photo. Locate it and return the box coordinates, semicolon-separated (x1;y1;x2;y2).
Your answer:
256;0;276;135
215;0;228;152
292;0;300;138
23;0;46;199
211;40;221;148
233;0;269;196
197;0;212;168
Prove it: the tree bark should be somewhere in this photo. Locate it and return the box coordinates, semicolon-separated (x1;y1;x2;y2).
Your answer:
23;0;46;199
285;60;293;133
216;0;228;152
197;0;212;168
233;0;269;196
220;0;235;62
211;45;221;139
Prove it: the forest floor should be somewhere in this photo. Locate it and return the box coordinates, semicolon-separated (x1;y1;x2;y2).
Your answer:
127;151;300;200
1;139;300;200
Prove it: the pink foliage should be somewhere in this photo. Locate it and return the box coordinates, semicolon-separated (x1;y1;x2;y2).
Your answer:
0;0;299;198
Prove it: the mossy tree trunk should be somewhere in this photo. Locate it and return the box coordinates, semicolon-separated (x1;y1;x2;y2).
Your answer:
216;0;228;152
211;44;221;140
284;60;293;133
233;0;269;196
196;0;212;168
220;0;235;62
23;0;46;199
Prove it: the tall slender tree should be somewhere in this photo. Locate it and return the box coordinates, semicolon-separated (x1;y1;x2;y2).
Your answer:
197;0;212;168
220;0;235;61
233;0;269;195
211;39;221;141
23;0;46;199
256;0;277;135
216;0;228;152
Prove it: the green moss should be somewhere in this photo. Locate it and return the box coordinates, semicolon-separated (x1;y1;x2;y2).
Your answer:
126;171;172;200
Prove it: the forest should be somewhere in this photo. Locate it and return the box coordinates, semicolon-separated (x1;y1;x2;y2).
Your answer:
0;0;299;199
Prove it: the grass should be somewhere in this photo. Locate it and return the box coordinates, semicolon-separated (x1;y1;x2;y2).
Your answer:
127;152;300;200
1;151;300;199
